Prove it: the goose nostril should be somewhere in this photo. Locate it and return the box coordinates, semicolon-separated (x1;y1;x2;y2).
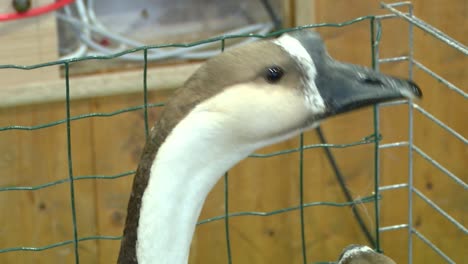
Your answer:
362;77;384;86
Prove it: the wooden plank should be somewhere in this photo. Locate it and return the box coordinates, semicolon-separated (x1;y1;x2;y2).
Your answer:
281;0;294;28
89;89;173;263
0;99;98;263
0;0;60;87
0;63;201;108
294;0;315;26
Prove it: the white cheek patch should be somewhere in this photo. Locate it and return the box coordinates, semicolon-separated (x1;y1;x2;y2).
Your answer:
273;34;326;114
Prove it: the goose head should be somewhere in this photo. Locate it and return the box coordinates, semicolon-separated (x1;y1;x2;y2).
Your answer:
118;30;421;264
173;30;421;148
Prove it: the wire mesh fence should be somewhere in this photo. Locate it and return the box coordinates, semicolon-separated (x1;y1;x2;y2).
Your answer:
0;1;466;263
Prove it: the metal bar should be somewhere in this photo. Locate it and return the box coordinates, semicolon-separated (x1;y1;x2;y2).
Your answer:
371;17;382;252
197;196;378;225
387;1;412;7
375;13;405;20
0;103;165;132
379;224;408;232
406;5;415;261
414;104;467;144
413;188;467;234
143;49;149;139
299;134;308;264
220;39;233;264
378;99;408;107
381;2;468;54
0;236;121;253
223;172;233;264
64;63;80;264
413;146;468;189
379;142;409;149
379;183;408;191
0;171;135;192
413;60;467;98
407;87;415;264
413;229;456;263
408;5;414;80
378;56;408;63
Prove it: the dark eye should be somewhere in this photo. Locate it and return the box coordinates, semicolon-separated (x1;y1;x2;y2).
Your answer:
264;66;284;83
362;77;383;86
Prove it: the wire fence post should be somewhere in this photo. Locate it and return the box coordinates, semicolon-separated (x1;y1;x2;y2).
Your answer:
220;39;233;264
406;3;415;263
370;16;382;253
299;133;308;264
64;62;80;264
143;49;150;139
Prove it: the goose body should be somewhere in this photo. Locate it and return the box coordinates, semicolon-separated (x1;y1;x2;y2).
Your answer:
117;31;421;264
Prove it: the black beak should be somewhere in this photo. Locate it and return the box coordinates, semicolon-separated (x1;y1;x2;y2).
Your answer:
315;61;422;118
287;30;422;119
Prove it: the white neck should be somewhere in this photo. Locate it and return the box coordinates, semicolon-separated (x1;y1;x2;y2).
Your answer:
135;83;320;264
136;109;253;264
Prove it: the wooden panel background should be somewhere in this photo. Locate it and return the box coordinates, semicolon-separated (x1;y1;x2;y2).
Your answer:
0;0;60;87
0;0;466;263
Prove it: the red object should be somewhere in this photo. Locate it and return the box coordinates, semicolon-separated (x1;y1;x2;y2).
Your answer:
99;38;111;46
0;0;75;22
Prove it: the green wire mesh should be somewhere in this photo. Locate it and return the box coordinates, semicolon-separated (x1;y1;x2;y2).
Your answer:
0;16;383;264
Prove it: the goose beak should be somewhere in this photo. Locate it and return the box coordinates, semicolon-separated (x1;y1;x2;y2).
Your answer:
315;61;422;119
282;30;422;119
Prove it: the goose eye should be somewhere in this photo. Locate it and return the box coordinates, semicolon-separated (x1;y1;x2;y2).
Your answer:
264;66;284;83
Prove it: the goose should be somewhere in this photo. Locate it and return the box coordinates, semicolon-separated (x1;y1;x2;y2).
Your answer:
338;245;396;264
117;30;422;264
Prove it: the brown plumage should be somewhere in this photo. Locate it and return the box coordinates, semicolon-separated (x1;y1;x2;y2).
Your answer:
117;39;299;263
116;30;421;263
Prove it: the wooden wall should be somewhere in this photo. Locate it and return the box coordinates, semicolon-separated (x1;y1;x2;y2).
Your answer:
0;0;466;263
0;0;59;87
